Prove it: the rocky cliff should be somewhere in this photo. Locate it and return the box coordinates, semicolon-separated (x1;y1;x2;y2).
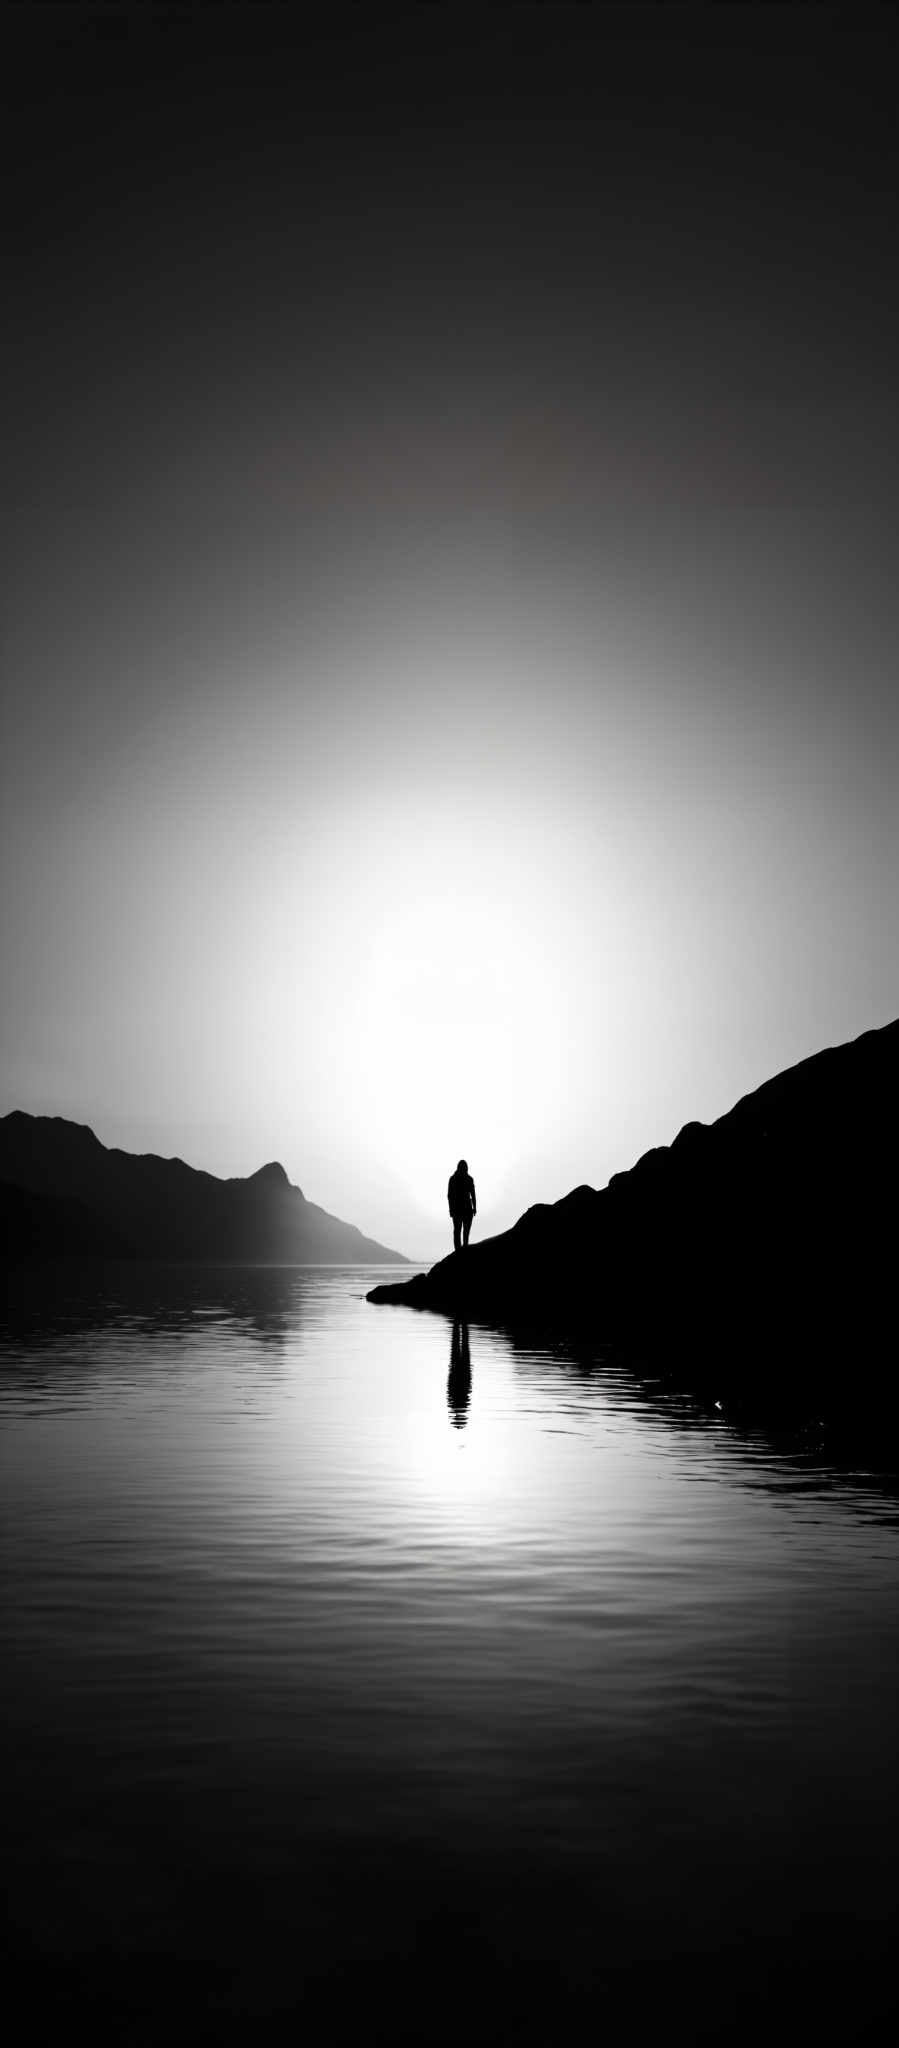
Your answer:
369;1018;897;1386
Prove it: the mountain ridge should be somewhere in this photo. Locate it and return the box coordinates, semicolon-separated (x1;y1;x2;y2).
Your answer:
0;1112;406;1264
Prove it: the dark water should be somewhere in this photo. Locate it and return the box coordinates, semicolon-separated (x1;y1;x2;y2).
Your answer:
3;1264;899;2045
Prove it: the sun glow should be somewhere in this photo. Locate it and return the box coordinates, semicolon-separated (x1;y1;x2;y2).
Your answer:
324;789;578;1229
398;1381;513;1513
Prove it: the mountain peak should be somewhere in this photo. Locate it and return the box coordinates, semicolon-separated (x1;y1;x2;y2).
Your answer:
248;1160;291;1189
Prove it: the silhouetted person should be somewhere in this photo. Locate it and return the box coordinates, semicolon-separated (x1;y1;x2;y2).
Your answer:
447;1158;476;1252
447;1320;471;1427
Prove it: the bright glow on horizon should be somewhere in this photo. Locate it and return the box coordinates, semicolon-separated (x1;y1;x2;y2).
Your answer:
332;808;573;1205
2;587;896;1259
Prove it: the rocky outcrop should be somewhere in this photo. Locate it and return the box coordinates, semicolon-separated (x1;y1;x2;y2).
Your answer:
0;1113;406;1264
369;1018;898;1390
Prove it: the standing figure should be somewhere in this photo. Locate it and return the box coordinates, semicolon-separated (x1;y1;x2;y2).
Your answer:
447;1158;477;1252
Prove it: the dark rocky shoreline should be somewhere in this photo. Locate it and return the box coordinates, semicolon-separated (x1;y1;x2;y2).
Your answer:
370;1018;897;1422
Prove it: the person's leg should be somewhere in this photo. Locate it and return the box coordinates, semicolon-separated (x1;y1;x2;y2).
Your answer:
462;1213;471;1248
453;1215;462;1252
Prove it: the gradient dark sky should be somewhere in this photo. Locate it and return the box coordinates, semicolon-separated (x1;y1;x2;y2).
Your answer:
3;4;898;1252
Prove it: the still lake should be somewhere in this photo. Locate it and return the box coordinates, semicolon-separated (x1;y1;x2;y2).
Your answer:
2;1262;899;2045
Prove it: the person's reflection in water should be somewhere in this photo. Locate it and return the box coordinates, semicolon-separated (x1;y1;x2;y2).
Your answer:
447;1320;472;1429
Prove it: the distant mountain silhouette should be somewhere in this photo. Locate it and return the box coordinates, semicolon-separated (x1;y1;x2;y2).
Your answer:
370;1019;897;1398
0;1114;406;1264
0;1179;134;1261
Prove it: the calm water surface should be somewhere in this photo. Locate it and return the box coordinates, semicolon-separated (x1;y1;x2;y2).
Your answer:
3;1264;898;2044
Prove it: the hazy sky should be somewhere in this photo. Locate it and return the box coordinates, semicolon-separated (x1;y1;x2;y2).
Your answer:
3;4;898;1255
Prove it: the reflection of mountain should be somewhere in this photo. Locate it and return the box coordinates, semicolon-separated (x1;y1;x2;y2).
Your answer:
0;1113;406;1264
370;1017;897;1416
0;1259;305;1359
504;1327;899;1519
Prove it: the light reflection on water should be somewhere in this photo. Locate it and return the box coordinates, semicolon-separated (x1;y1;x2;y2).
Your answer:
2;1263;899;2044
